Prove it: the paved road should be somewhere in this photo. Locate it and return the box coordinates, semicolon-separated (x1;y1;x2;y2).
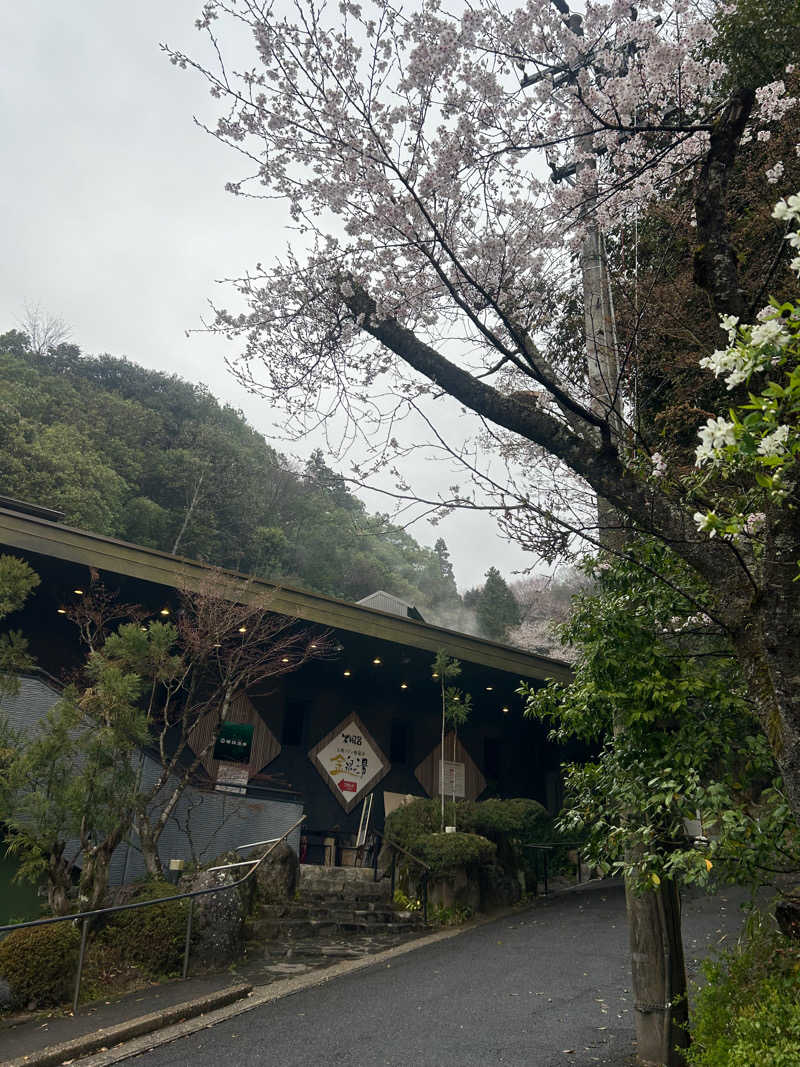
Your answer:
131;881;748;1067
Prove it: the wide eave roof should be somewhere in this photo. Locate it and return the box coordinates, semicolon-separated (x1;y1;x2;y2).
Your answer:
0;505;572;684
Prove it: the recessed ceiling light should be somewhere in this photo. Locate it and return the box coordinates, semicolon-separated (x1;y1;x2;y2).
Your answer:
502;706;510;714
238;626;247;633
57;608;67;615
282;657;289;663
160;608;170;616
343;669;351;677
432;672;439;679
373;657;382;665
73;588;84;596
310;643;317;649
485;686;493;691
400;682;408;690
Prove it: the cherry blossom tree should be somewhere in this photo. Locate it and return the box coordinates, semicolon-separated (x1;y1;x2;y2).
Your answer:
166;2;800;825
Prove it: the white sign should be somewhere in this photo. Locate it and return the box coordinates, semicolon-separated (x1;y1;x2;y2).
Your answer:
215;761;249;795
439;760;465;798
309;714;390;812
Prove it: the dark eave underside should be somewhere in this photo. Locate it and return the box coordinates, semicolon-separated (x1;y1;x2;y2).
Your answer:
0;506;572;684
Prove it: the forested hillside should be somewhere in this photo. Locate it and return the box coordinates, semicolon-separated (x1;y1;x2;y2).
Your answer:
0;330;464;617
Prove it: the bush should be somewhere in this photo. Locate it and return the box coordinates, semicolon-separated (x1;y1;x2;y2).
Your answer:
414;832;496;875
0;921;80;1009
687;913;800;1067
101;879;188;977
385;796;548;854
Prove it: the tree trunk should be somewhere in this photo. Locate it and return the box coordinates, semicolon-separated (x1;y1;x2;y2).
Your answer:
626;877;690;1066
47;845;73;916
582;182;689;1066
136;816;164;880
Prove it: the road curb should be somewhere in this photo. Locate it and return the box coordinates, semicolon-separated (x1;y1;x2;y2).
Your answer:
5;983;253;1067
8;884;613;1066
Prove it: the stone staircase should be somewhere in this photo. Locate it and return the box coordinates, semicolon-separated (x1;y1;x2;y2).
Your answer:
241;864;427;981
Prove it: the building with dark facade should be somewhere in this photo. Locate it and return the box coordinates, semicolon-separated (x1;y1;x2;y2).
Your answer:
0;500;572;881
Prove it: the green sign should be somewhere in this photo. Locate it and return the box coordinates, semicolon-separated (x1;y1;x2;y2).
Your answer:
213;721;254;764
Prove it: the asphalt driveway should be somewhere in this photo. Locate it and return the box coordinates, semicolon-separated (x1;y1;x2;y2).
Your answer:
128;880;749;1067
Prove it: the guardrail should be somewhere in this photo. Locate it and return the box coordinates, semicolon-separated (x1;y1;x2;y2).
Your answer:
0;814;305;1014
522;841;586;896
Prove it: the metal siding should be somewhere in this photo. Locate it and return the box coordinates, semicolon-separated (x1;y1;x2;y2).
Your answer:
5;676;303;887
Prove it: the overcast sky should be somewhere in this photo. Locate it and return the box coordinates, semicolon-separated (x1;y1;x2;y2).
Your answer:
0;1;542;591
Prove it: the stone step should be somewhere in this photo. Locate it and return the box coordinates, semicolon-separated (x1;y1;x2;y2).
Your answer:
251;902;398;924
298;884;391;903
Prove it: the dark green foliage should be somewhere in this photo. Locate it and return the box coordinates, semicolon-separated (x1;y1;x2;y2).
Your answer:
0;921;80;1009
686;914;800;1066
101;880;188;977
413;832;496;875
0;340;464;616
708;0;800;91
386;798;550;853
469;567;521;641
523;541;792;891
0;555;39;699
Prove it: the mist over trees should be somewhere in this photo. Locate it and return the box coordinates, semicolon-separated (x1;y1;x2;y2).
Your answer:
0;332;479;623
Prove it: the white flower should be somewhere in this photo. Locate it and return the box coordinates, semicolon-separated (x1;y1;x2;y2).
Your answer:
695;417;737;467
766;161;784;184
651;452;666;476
719;313;739;337
757;424;790;456
772;192;800;222
694;511;717;536
750;318;791;348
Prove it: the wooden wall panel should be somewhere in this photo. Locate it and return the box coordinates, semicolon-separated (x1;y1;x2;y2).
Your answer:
414;731;486;801
190;690;281;782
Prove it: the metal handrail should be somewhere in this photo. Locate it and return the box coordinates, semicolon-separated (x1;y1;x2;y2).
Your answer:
370;827;430;870
0;814;305;1013
521;840;586;895
369;827;430;923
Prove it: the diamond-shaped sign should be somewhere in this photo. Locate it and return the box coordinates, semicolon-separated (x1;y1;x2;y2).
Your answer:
309;713;390;813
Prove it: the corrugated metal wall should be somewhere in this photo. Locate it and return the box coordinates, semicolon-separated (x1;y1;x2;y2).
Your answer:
2;675;303;885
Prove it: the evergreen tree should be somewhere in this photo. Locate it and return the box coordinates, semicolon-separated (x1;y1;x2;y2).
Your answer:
476;567;521;642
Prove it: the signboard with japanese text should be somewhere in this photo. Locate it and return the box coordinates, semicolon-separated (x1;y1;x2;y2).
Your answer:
214;761;249;795
440;760;466;798
308;713;390;813
213;721;254;764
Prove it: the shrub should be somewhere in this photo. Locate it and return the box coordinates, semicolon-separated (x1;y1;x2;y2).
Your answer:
686;912;800;1067
414;832;496;875
101;879;188;977
385;796;548;854
0;921;80;1009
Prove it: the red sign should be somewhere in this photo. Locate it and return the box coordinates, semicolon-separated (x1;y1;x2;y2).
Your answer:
338;779;358;793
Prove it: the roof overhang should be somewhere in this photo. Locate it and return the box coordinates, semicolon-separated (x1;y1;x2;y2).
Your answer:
0;506;572;684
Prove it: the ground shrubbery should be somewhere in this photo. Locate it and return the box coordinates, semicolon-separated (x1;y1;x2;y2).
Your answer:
0;921;80;1009
100;879;189;977
686;912;800;1067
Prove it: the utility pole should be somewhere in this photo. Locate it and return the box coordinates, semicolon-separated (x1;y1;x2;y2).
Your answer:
524;6;689;1064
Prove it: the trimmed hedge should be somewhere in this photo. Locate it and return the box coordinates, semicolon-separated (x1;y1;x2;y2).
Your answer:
414;832;496;875
0;921;80;1009
385;796;548;856
101;879;188;977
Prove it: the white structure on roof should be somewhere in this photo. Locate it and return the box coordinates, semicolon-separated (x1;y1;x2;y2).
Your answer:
356;590;425;621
